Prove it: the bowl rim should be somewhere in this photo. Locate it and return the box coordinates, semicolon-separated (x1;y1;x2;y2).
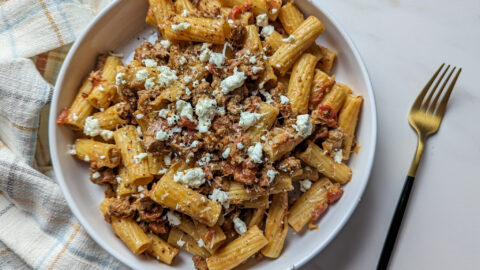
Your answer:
48;1;377;269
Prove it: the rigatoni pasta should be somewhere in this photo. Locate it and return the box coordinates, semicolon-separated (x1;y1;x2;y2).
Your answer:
58;0;363;268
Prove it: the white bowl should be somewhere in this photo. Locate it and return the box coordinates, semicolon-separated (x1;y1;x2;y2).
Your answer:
49;1;377;269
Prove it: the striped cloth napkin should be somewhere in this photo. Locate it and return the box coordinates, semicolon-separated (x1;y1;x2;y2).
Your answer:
0;0;127;269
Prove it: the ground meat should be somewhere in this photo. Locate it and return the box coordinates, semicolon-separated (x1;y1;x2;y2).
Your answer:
143;117;169;152
89;165;116;186
228;49;265;80
226;94;244;115
243;96;262;112
212;115;233;137
192;255;208;270
311;104;337;127
108;199;135;218
104;184;116;198
229;1;252;19
310;76;335;110
322;129;345;155
259;163;276;187
137;90;161;114
233;159;257;185
277;156;302;175
134;41;169;64
148;219;169;234
311;125;329;142
133;197;164;222
177;116;197;130
89;70;103;87
227;24;246;50
119;87;138;113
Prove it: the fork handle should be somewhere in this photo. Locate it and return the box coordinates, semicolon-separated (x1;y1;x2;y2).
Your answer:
377;175;415;270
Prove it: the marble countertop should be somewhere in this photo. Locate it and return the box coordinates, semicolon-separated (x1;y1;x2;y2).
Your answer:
304;0;480;269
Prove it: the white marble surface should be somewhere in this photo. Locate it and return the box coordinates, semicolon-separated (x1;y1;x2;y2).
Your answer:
304;0;480;269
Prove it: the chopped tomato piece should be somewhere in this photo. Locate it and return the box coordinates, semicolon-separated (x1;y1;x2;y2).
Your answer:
229;1;252;20
56;108;69;124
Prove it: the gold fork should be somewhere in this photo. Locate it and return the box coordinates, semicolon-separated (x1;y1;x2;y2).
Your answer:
378;64;462;270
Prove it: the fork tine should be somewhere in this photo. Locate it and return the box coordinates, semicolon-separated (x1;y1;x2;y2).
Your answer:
411;63;445;111
421;65;450;112
427;66;455;114
435;68;462;118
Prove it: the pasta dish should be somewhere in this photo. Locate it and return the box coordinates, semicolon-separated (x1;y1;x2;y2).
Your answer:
57;0;363;269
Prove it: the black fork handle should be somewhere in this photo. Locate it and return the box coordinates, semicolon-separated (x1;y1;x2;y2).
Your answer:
377;176;415;270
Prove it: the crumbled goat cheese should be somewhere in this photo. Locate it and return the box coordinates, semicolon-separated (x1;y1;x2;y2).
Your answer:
222;148;231;159
209;52;225;68
256;13;269;27
280;95;290;104
158;108;170;118
156;130;169;141
72;113;79;121
300;180;312;192
239;111;263;129
137;186;145;192
209;189;230;208
179;56;187;65
67;144;76;155
100;130;114;141
197;239;205;247
116;176;122;183
237;142;244;149
142;59;157;67
191;140;199;147
171;22;190;32
174;168;206;187
177;239;185;247
260;25;275;38
91;172;100;179
176;100;194;120
266;169;278;183
136;69;149;81
233;217;247;235
115;72;126;86
164;154;171;165
181;9;189;17
248;142;263;163
282;34;295;43
249;56;257;64
293;114;313;137
196;153;212;166
160;39;171;48
157;66;178;87
133;153;148;163
139;193;145;198
195;97;217;133
252;66;263;74
83;116;101;137
334;150;343;163
167;113;180;126
199;43;211;62
136;126;143;136
220;68;246;94
145;77;155;89
158;168;168;174
167;211;181;225
228;19;234;24
271;8;278;14
183;75;192;83
136;113;144;119
84;155;90;161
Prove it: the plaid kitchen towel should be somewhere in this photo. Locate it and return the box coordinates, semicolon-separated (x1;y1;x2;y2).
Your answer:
0;0;128;269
